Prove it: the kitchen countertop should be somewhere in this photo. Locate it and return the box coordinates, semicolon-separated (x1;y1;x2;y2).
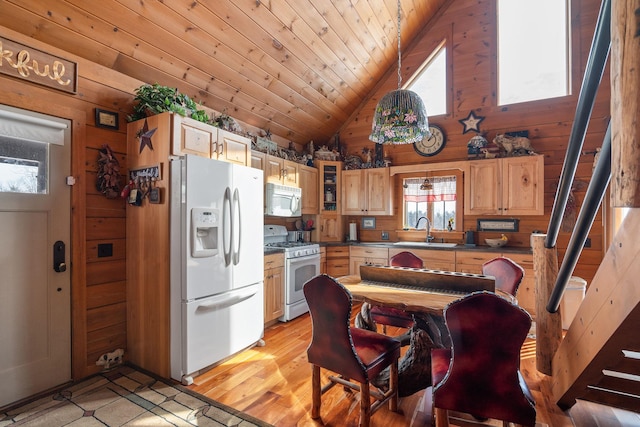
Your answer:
264;241;532;255
317;241;532;254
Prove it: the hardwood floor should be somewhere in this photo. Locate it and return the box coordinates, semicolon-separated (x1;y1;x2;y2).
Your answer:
188;309;638;426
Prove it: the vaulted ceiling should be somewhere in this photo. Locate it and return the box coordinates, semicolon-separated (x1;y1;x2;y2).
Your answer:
0;0;447;144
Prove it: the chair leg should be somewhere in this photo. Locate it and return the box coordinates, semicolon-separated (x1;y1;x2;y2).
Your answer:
311;365;321;419
434;407;449;427
388;360;398;412
359;381;371;427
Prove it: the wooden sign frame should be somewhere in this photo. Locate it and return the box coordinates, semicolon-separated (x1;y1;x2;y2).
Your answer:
0;37;78;94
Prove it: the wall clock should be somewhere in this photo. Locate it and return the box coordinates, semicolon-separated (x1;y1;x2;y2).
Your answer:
414;124;446;157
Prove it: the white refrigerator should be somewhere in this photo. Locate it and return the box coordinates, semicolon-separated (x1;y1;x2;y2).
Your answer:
169;154;264;385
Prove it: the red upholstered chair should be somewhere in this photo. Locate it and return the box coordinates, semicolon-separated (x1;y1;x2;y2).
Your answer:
481;256;525;297
304;274;400;427
431;291;536;427
369;251;423;334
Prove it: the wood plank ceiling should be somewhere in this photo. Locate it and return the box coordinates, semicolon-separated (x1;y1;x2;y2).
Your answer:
0;0;445;145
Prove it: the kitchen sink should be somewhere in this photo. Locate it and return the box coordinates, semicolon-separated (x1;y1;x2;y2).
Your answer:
393;241;458;248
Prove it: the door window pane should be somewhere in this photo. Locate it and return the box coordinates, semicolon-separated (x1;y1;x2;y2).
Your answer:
0;137;48;194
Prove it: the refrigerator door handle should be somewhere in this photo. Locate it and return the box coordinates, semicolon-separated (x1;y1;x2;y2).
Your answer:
232;188;241;265
223;186;233;266
195;287;258;312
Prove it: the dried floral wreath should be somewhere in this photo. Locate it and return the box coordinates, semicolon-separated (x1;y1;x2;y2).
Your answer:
96;144;121;199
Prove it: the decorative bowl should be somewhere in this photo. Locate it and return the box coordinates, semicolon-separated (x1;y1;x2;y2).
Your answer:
485;238;508;248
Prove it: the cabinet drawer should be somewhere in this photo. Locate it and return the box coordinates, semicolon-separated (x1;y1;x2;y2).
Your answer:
389;248;455;271
327;259;349;277
327;245;349;258
264;253;284;269
350;246;389;259
455;250;498;274
455;251;498;265
505;253;534;270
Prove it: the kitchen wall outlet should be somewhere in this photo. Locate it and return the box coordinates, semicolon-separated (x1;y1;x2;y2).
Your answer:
381;231;389;240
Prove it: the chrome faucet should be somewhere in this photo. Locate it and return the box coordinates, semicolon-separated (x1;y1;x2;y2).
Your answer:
415;216;434;242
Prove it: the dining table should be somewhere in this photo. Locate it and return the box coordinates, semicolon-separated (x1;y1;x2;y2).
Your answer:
337;264;500;396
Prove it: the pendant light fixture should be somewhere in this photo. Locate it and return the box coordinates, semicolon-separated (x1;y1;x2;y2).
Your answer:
369;0;429;145
420;176;433;191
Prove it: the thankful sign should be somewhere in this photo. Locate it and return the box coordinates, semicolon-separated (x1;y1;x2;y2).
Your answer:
0;36;77;94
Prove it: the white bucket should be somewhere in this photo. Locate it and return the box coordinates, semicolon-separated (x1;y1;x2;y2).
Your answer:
560;276;587;329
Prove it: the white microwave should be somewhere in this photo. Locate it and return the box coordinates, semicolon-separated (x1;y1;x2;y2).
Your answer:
265;183;302;217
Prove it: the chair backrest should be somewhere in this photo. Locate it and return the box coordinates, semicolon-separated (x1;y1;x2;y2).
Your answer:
481;256;524;296
390;251;424;268
434;291;535;425
303;274;367;382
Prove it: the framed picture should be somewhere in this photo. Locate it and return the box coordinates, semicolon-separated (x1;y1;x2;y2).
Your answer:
361;217;376;229
95;108;119;130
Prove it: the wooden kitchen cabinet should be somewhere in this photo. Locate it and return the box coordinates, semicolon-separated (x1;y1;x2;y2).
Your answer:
250;150;266;170
342;168;392;215
464;155;544;216
171;114;216;158
320;246;327;274
388;247;456;271
317;214;343;242
170;114;250;166
264;253;284;325
455;250;497;274
299;164;319;214
216;129;251;166
349;246;389;275
455;250;536;317
326;245;349;277
264;155;299;187
316;160;343;242
506;253;536;318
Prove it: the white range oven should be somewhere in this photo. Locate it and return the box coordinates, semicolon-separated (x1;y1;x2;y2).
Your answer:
264;225;320;321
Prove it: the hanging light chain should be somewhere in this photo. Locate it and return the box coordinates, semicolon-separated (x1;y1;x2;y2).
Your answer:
397;0;402;90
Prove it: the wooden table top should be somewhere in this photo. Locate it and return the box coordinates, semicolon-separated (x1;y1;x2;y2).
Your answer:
337;275;464;316
337;272;513;316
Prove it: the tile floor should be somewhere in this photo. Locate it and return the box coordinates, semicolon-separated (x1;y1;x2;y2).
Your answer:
1;365;269;426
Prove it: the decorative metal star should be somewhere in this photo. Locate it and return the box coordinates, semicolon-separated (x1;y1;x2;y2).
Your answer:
139;119;157;153
459;111;485;134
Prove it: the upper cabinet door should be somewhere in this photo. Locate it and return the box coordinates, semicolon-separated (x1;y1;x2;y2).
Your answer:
217;129;250;166
172;114;216;158
265;155;284;184
299;164;318;214
502;155;544;216
365;168;391;215
464;159;501;215
282;160;299;187
250;150;266;170
341;170;365;215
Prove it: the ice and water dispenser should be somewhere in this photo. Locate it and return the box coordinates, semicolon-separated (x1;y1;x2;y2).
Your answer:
191;207;218;258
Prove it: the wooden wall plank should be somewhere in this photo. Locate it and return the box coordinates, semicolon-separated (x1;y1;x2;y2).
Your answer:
86;260;126;286
87;281;126;309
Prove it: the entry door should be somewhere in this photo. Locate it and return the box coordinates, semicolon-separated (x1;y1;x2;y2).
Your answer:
0;105;71;408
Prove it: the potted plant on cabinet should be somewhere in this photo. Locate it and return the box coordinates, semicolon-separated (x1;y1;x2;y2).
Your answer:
127;83;209;123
